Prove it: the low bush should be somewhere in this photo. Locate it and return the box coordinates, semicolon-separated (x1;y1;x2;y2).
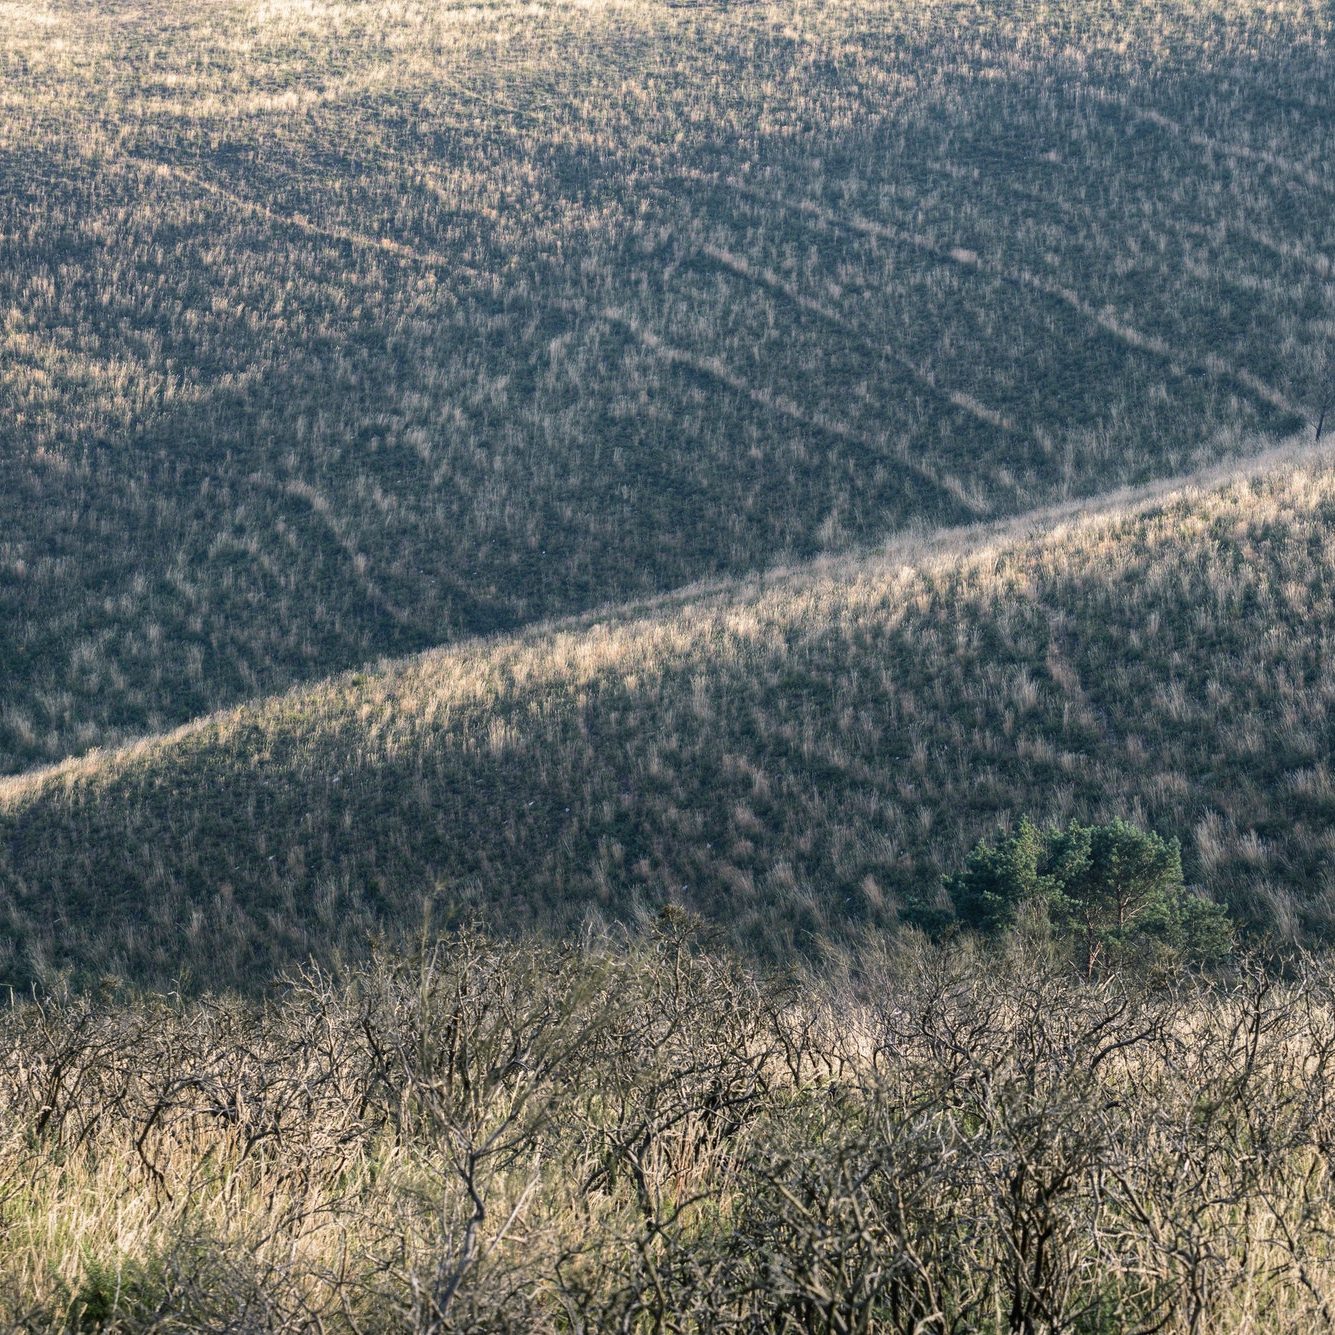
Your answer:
5;926;1335;1331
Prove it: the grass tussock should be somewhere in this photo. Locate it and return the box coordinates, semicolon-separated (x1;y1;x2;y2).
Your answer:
4;446;1335;989
5;927;1335;1331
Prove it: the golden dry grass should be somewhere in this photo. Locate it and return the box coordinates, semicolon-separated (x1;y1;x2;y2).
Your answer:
6;932;1335;1331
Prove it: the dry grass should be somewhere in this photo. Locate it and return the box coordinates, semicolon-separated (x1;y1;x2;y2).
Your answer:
2;439;1334;989
6;931;1335;1331
0;0;1328;772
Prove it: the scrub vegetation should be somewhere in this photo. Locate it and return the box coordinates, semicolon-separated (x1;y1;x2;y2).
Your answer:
7;926;1335;1333
4;0;1335;1327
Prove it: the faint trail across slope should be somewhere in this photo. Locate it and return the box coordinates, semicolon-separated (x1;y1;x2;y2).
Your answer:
699;243;1018;434
124;159;468;288
701;173;1306;421
127;156;1310;428
1087;90;1330;194
1;426;1331;807
596;304;989;516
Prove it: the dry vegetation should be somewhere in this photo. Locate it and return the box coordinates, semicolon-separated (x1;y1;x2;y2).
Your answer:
7;927;1335;1332
1;0;1329;771
4;2;1335;1321
1;446;1333;990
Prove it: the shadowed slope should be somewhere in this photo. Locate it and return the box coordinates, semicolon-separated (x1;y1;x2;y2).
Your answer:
1;0;1328;772
3;434;1334;990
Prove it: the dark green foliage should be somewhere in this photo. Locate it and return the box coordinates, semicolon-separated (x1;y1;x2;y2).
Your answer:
1046;820;1188;971
949;818;1232;972
945;815;1051;936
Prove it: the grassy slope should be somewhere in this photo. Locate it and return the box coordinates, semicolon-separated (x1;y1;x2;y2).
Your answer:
1;0;1329;772
4;439;1335;990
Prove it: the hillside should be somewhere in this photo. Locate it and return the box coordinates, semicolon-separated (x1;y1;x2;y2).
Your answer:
2;0;1329;773
2;438;1332;989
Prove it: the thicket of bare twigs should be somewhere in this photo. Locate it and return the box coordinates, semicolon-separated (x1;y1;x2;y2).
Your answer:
5;924;1335;1331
